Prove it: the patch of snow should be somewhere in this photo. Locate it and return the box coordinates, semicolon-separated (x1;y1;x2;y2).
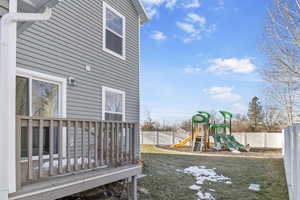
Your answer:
34;158;96;170
231;149;241;154
176;169;184;173
190;184;201;190
197;191;216;200
249;184;260;191
180;166;232;200
184;166;231;185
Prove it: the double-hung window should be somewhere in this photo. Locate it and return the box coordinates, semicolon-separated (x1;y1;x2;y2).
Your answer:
16;68;67;157
102;86;125;121
103;2;126;59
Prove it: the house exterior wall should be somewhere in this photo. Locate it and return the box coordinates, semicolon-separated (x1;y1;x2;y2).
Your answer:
16;0;140;123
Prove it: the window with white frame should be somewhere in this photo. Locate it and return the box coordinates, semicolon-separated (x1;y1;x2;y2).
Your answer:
16;68;67;157
103;2;126;59
102;86;125;121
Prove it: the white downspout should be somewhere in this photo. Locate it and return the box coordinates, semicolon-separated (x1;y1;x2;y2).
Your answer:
0;1;52;198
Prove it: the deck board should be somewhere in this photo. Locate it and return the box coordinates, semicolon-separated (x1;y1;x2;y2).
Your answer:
9;164;141;200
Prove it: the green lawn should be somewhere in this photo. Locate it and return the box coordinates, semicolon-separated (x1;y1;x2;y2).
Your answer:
138;145;288;200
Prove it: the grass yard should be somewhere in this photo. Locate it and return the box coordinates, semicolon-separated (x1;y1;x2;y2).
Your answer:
138;145;288;200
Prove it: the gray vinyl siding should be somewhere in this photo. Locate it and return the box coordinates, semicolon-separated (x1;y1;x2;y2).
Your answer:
16;0;140;123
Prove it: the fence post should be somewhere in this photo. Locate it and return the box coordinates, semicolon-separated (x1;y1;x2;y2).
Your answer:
156;131;159;145
244;133;248;146
172;131;175;145
264;132;268;148
294;124;300;200
141;131;143;145
289;126;294;200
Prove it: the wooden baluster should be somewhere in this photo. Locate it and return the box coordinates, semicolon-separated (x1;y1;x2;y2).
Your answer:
111;122;115;165
88;121;92;168
67;121;71;172
28;119;33;180
49;120;54;176
100;122;104;166
58;120;63;174
39;120;44;178
120;122;124;164
74;121;78;171
129;124;133;162
132;123;137;164
95;121;99;167
82;121;85;169
106;122;110;166
124;123;128;162
16;117;22;189
115;123;119;164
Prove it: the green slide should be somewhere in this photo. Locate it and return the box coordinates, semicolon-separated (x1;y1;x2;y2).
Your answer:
220;135;235;149
226;135;245;150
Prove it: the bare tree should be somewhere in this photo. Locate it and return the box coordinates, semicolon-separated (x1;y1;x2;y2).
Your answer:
261;0;300;78
262;105;284;132
264;78;299;125
260;0;300;126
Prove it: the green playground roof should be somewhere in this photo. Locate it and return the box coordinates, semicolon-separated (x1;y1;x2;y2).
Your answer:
219;110;233;120
210;124;229;128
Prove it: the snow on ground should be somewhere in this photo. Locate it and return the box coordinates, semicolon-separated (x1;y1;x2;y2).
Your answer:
33;158;97;170
178;166;232;200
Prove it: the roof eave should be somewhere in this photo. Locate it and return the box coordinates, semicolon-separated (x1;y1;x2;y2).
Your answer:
132;0;149;25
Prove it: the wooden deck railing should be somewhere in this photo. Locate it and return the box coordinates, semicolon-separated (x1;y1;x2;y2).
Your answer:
16;116;138;188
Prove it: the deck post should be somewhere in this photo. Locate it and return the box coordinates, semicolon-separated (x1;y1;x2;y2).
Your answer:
129;176;137;200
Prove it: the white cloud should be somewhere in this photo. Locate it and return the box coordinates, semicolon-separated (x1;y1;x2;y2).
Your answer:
151;31;167;40
183;0;201;8
186;13;206;26
177;22;197;33
203;87;241;102
207;58;256;74
177;13;215;43
166;0;177;8
141;0;178;18
145;7;159;18
184;67;202;73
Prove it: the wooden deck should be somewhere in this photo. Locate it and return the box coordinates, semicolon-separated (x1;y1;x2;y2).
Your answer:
9;164;141;200
12;116;140;200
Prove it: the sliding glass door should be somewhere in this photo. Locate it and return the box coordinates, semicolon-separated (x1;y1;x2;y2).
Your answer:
16;75;61;157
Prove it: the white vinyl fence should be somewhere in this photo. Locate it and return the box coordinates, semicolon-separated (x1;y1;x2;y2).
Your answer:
283;125;300;200
141;131;283;148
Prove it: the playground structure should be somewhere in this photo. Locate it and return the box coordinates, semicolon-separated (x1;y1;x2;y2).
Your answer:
172;110;247;153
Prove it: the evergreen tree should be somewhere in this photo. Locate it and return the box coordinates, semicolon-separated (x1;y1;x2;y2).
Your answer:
247;96;263;131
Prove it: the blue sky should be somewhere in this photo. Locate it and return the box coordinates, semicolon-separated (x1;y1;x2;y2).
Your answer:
140;0;269;123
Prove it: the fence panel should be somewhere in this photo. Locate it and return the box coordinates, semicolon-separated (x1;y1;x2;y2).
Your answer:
141;131;283;148
283;124;300;200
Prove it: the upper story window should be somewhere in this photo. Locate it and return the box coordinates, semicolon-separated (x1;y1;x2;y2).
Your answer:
103;2;126;60
102;86;125;121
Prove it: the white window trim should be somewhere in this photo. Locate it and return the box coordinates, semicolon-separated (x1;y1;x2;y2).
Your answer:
102;86;126;122
102;1;126;60
16;68;67;118
16;68;67;160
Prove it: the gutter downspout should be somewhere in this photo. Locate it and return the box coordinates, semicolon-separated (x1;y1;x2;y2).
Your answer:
0;5;52;199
